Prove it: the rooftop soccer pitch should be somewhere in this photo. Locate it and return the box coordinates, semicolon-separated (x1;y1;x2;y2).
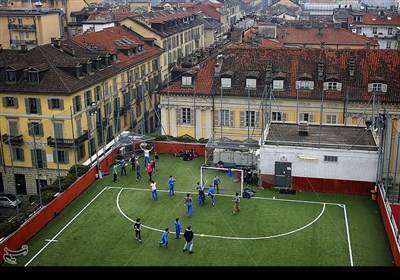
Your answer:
4;155;394;266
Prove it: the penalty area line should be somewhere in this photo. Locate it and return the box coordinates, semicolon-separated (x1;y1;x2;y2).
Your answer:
24;187;107;267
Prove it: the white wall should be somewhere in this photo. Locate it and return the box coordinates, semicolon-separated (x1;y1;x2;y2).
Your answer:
260;145;378;182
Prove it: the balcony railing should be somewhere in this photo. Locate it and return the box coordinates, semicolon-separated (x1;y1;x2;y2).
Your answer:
2;134;24;145
8;24;36;30
47;131;88;148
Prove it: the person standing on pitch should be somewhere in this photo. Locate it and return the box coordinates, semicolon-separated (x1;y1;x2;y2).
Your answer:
112;162;119;183
150;180;158;200
174;218;182;239
168;175;176;196
183;226;194;254
159;228;169;248
213;175;221;194
136;159;142;181
140;143;153;167
231;192;240;215
134;218;142;242
184;193;193;217
207;184;215;205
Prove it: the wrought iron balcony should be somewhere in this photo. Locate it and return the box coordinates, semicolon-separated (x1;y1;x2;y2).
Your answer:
2;134;24;145
47;130;88;148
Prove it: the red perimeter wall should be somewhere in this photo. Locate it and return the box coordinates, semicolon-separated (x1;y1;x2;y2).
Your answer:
0;150;115;265
260;174;374;195
377;190;400;266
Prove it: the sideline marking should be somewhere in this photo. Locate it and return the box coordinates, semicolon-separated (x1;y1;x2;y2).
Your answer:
44;239;58;243
115;188;326;240
24;187;108;267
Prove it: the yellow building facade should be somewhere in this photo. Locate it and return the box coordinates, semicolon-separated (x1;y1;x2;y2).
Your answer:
0;27;164;195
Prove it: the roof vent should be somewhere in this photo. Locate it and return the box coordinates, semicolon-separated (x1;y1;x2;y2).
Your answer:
298;121;309;136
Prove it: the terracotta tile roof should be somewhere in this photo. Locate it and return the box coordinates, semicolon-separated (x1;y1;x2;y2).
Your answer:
277;27;378;46
0;44;119;94
349;13;400;25
160;57;216;95
183;3;221;19
147;10;197;24
161;48;400;103
70;26;163;69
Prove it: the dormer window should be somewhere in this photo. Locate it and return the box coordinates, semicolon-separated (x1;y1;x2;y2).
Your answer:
182;76;192;86
6;70;16;82
111;54;117;61
368;82;387;93
86;62;93;74
101;56;110;67
323;75;342;91
221;77;231;88
137;45;143;52
246;78;256;89
296;80;314;90
76;66;83;79
94;58;103;71
28;71;40;84
273;79;284;90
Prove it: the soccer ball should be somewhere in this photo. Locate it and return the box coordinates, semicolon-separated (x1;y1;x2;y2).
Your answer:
140;142;147;148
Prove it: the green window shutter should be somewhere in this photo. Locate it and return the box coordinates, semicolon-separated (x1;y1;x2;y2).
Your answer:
214;110;219;127
59;99;64;110
48;99;53;109
31;149;36;168
2;97;6;107
41;150;47;168
53;151;58;164
36;98;42;115
28;123;33;136
25;98;30;114
240;111;245;128
65;150;69;164
20;149;24;161
230;111;235;127
177;108;182;125
255;112;260;128
38;123;44;136
13;97;18;108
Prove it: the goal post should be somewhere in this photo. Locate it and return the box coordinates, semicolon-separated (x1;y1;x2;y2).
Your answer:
200;165;244;197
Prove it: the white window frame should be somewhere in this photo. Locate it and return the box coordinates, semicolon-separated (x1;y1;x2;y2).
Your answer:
221;109;230;126
246;111;256;127
273;80;284;90
221;77;231;88
296;80;314;90
246;78;256;89
326;114;337;124
272;112;286;122
182;107;191;124
299;113;314;123
182;76;192;86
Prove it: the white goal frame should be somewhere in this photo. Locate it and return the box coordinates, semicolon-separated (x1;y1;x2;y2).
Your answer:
200;166;244;197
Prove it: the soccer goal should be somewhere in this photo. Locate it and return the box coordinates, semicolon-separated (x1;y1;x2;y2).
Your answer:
200;165;244;196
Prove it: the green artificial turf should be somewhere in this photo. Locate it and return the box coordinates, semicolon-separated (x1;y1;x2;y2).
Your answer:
5;155;394;266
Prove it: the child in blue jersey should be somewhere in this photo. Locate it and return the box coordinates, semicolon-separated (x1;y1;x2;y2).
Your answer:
207;185;215;205
168;175;176;196
174;218;182;239
159;228;169;248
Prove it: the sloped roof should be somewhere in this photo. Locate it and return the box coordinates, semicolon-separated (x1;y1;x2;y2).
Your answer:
161;48;400;103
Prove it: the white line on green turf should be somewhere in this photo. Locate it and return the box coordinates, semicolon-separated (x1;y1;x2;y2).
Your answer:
44;239;58;243
115;186;327;240
24;187;108;267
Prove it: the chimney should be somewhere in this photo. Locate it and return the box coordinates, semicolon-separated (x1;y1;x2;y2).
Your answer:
320;41;325;49
365;41;371;50
317;27;322;38
281;29;286;39
51;37;61;48
20;44;28;53
214;62;221;77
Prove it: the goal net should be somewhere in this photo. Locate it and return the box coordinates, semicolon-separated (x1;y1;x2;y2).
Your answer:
200;165;244;197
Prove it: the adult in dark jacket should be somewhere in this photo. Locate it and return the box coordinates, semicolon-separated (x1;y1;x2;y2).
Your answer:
183;226;194;253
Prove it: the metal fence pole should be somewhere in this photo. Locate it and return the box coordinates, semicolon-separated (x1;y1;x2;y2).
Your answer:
52;115;62;192
7;138;21;225
70;106;78;178
32;126;43;207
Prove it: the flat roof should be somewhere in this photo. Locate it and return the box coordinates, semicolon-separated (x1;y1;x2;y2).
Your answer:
264;123;378;151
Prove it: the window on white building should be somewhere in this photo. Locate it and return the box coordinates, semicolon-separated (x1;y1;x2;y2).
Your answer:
326;114;337;124
182;76;192;86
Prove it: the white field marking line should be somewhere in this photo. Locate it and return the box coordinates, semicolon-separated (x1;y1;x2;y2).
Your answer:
108;185;343;206
343;204;354;266
44;239;58;243
24;187;108;267
115;186;327;240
